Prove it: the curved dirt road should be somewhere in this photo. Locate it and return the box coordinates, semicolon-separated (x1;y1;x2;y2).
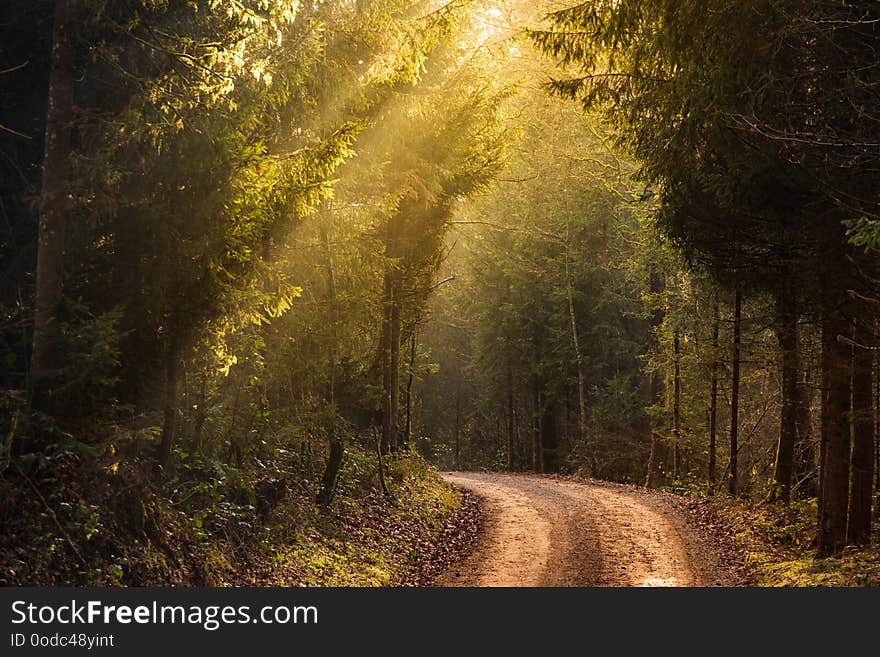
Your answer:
438;472;732;587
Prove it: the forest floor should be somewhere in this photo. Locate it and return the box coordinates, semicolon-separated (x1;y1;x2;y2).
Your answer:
0;443;475;586
436;472;750;587
700;495;880;586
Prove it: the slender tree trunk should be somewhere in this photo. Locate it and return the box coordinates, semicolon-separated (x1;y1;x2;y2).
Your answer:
818;296;852;556
672;330;682;479
318;220;344;506
794;362;816;497
847;321;874;546
403;331;416;450
453;387;461;470
645;269;667;487
708;297;719;485
564;244;588;446
380;271;394;453
532;376;542;472
389;295;401;451
193;374;207;455
769;284;798;504
317;435;344;507
541;394;559;473
30;0;77;407
159;335;180;472
512;403;520;467
506;360;515;471
375;429;391;502
875;347;880;520
729;288;742;497
645;366;666;487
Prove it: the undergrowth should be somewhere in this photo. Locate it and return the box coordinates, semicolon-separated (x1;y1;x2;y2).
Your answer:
0;423;461;587
687;490;880;587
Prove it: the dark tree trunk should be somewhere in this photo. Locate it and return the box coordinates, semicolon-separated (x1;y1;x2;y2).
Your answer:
453;387;461;469
875;348;880;520
380;271;394;453
769;284;799;504
159;335;180;472
532;376;542;472
318;219;344;506
506;361;515;471
389;295;401;451
645;269;667;487
512;403;520;468
672;330;682;479
193;374;207;455
818;298;852;556
564;240;588;447
645;366;667;487
317;434;344;507
708;297;720;485
30;0;76;407
729;288;742;497
403;332;416;450
224;378;244;467
847;323;874;546
540;395;559;473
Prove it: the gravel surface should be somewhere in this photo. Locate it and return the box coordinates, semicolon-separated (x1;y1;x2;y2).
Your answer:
436;472;746;587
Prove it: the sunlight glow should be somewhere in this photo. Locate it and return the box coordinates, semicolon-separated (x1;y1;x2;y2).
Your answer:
469;5;507;45
641;577;678;587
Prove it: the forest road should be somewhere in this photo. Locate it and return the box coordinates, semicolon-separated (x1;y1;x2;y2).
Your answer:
438;472;733;587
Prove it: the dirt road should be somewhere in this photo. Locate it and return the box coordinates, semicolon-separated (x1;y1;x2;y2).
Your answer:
438;472;735;587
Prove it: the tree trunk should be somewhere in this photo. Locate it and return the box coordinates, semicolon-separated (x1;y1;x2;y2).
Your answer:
645;269;667;487
506;360;515;472
540;394;559;473
645;365;667;487
793;362;816;497
875;347;880;520
817;297;852;556
403;331;416;450
729;288;742;497
769;283;798;504
317;434;344;507
672;330;682;479
453;387;461;469
564;244;588;446
30;0;77;407
532;376;542;472
193;374;207;455
708;297;719;485
159;336;180;472
389;294;401;451
380;271;394;453
847;322;874;546
318;219;344;506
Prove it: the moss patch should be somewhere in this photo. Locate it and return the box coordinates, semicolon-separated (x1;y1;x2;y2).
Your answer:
698;495;880;587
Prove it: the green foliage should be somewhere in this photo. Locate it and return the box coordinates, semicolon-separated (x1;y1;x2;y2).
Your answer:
0;416;463;585
52;302;123;410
